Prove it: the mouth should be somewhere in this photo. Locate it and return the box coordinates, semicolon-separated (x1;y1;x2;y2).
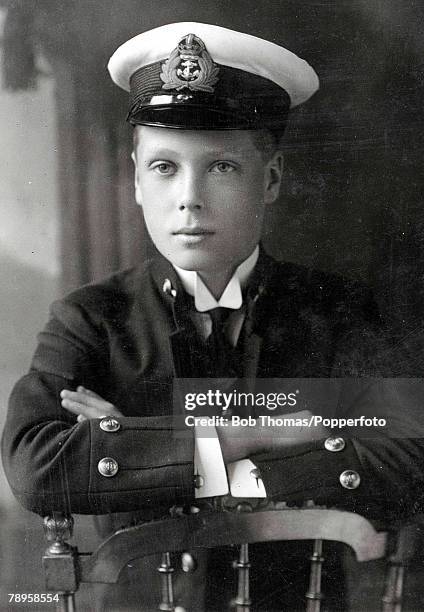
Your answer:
173;227;215;236
172;227;215;246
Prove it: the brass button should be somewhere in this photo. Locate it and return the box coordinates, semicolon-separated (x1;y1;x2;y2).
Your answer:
324;437;345;452
99;416;121;433
98;457;119;477
339;470;361;490
194;474;204;489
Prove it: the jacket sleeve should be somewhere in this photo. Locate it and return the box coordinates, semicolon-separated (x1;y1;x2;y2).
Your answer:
254;378;424;520
1;298;194;516
253;278;424;519
254;436;424;519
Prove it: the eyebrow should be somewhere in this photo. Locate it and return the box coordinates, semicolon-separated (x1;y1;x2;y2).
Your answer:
142;149;179;158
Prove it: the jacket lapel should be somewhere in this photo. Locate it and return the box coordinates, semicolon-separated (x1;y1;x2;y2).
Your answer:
245;248;316;377
149;253;208;379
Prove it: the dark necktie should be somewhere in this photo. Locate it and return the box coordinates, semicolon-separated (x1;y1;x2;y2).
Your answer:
206;307;235;377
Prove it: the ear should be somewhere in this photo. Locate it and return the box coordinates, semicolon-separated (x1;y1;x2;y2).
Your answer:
264;151;284;204
131;151;143;207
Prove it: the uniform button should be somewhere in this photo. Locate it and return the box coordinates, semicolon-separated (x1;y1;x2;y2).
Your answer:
98;457;119;477
339;469;361;490
324;437;346;452
99;416;121;433
194;474;204;489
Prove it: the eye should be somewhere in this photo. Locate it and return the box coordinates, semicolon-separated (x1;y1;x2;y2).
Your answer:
150;161;176;175
210;161;237;174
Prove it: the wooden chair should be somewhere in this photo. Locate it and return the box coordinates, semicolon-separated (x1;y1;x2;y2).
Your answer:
42;500;419;612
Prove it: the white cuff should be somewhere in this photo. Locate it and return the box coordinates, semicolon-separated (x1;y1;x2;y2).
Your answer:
227;458;267;498
194;426;229;498
194;427;267;499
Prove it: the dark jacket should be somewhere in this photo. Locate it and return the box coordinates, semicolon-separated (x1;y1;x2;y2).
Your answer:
2;251;423;518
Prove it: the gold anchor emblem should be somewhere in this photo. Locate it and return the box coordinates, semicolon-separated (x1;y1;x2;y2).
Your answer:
160;33;219;93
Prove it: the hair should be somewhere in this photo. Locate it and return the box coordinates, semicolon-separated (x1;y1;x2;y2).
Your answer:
250;129;284;160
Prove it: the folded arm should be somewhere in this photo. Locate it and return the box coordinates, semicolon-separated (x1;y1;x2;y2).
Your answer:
1;298;194;516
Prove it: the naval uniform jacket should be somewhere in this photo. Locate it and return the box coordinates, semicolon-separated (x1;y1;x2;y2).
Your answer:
2;250;423;519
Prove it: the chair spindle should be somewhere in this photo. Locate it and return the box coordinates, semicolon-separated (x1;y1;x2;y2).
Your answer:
306;539;324;612
158;552;175;611
382;560;404;612
233;543;251;610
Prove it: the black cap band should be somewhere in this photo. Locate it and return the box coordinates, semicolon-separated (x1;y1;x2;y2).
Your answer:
127;62;291;130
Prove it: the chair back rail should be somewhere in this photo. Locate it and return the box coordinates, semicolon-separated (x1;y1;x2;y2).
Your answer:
77;508;388;584
44;508;421;612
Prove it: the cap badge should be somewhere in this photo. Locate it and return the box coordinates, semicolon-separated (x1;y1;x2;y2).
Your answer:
160;33;219;93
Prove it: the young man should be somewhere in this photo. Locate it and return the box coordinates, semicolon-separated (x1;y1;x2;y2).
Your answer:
2;21;423;610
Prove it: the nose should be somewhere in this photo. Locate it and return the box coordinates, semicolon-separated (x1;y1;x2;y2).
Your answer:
177;170;204;212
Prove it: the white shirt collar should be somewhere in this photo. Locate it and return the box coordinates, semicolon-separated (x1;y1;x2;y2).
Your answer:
173;245;259;312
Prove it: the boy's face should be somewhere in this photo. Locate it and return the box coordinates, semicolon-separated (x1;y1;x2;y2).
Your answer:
133;126;283;274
